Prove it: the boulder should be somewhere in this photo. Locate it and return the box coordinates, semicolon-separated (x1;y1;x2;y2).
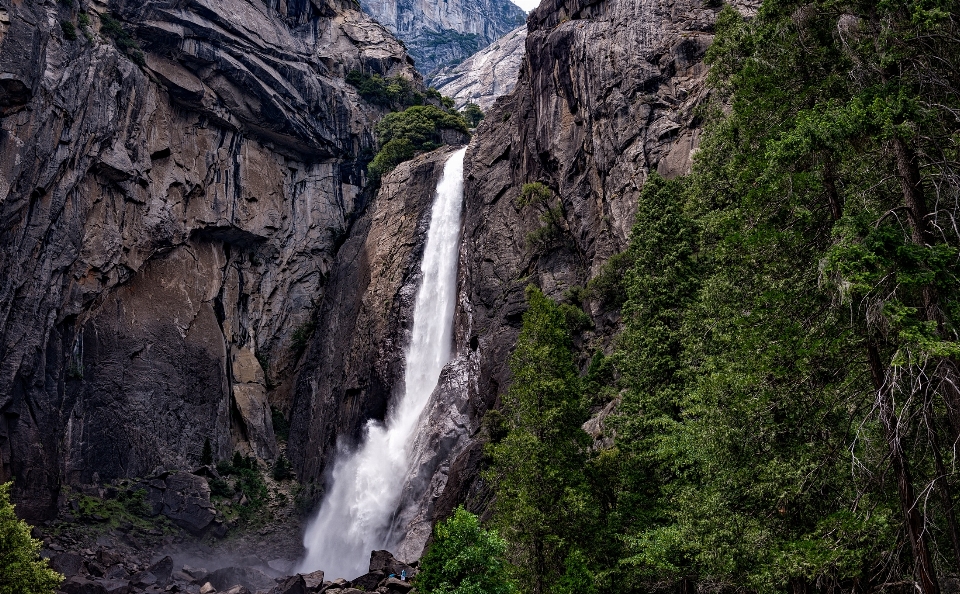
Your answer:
130;571;158;589
60;577;107;594
149;556;174;587
270;575;306;594
350;571;384;592
223;587;253;594
161;473;216;535
368;552;416;580
99;580;131;594
50;552;85;577
382;578;414;593
203;567;275;592
200;584;217;594
302;570;325;590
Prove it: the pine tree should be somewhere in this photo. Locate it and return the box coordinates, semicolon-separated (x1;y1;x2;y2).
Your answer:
487;286;594;594
0;483;63;594
201;438;213;467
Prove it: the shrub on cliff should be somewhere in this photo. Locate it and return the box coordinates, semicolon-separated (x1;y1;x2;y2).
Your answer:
346;70;421;108
417;506;514;594
0;483;63;594
368;106;468;179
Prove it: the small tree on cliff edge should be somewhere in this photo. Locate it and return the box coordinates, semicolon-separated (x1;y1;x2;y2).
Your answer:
0;482;63;594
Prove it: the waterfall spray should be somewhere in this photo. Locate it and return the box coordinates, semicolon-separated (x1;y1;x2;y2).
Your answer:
298;147;468;579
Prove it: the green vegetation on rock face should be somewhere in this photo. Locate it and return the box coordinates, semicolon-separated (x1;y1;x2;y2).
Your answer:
345;69;468;180
474;1;960;593
369;105;469;179
0;483;63;594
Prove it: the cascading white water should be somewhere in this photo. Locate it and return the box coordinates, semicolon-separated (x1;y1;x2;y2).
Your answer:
298;147;468;579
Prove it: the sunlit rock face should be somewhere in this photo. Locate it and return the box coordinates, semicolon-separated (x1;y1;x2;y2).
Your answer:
432;25;526;110
359;0;526;77
0;0;415;519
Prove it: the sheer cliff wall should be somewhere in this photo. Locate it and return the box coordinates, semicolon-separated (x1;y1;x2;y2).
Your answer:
0;0;414;519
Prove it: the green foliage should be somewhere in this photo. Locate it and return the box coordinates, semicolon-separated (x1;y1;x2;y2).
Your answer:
201;438;213;467
0;483;63;594
209;477;232;499
487;2;960;592
417;507;515;594
272;455;294;481
462;103;484;128
60;20;77;41
291;317;316;360
369;106;469;179
487;287;594;594
99;14;145;66
514;182;552;209
271;406;290;441
346;70;422;108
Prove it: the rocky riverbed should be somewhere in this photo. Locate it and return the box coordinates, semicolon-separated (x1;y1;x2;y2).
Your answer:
35;465;419;594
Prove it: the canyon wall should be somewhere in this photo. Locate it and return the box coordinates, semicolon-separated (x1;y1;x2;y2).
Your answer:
401;0;760;551
0;0;413;519
432;24;526;110
359;0;526;77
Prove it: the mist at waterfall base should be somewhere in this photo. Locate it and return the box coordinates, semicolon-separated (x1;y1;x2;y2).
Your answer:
298;147;468;579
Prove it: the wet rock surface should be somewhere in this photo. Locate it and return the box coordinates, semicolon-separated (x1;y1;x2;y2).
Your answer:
415;0;758;552
0;0;415;518
288;146;460;495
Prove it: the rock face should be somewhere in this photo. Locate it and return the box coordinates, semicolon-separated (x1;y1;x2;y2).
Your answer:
287;146;460;493
0;0;415;518
432;25;526;110
359;0;526;77
393;0;757;556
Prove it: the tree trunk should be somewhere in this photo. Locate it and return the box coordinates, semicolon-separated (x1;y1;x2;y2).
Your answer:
869;343;940;594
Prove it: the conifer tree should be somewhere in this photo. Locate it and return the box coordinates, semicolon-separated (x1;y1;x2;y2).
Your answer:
0;483;63;594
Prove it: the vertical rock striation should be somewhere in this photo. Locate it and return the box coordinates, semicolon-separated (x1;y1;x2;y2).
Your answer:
287;146;462;502
432;24;527;111
404;0;759;552
0;0;414;519
359;0;526;78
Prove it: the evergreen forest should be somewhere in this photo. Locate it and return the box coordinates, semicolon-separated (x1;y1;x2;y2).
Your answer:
421;1;960;593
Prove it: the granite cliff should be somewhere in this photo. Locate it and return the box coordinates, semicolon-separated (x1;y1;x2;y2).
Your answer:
359;0;526;78
393;0;760;549
432;24;526;110
0;0;414;519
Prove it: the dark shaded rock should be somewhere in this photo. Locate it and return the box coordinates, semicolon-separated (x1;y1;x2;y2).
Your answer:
0;0;417;521
349;571;384;592
60;577;107;594
204;567;275;592
51;553;86;577
289;147;461;495
160;474;215;535
131;571;158;589
383;578;414;593
367;552;415;579
148;556;174;587
99;580;131;594
270;575;306;594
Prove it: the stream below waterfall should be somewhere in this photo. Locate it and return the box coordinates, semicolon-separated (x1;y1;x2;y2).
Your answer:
298;147;468;579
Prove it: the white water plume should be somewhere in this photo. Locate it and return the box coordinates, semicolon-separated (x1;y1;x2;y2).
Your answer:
298;147;468;579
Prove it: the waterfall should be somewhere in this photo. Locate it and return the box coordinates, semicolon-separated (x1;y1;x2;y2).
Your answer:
298;147;468;579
